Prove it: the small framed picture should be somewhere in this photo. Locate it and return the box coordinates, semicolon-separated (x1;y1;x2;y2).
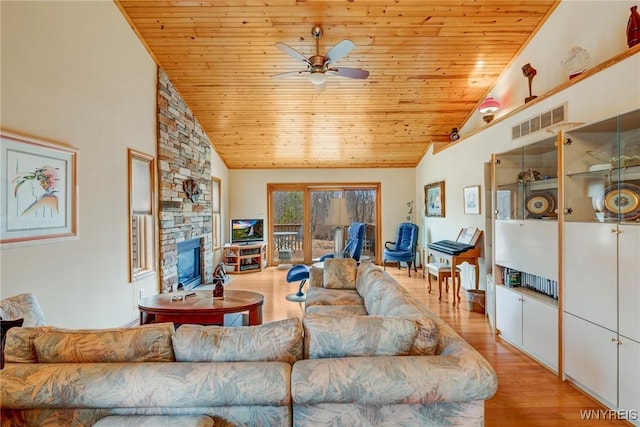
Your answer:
1;130;78;246
464;185;481;215
424;181;445;217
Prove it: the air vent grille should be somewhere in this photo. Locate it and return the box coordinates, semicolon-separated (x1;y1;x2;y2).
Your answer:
512;103;567;140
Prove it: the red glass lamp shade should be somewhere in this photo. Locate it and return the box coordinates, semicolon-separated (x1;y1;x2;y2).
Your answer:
478;96;500;123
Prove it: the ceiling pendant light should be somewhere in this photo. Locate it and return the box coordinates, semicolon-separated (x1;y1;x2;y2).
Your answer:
478;95;501;123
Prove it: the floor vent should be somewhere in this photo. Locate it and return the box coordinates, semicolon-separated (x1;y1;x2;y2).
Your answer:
512;103;567;140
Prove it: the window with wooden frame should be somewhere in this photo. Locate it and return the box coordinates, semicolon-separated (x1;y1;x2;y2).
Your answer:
129;149;156;282
211;177;221;249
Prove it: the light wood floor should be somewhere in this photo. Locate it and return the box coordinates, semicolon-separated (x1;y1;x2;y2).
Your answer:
222;265;627;426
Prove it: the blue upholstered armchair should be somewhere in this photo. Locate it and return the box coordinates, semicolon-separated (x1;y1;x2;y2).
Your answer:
383;222;419;277
285;222;366;302
322;222;366;262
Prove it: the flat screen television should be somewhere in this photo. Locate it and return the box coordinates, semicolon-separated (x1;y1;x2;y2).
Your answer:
231;218;264;245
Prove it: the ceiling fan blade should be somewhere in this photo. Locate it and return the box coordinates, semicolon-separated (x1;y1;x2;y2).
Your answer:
271;70;310;80
274;42;311;65
329;67;369;79
324;39;355;64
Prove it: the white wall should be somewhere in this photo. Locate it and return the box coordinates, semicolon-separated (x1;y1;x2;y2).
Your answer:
463;0;638;132
417;0;640;290
0;1;158;327
228;168;416;248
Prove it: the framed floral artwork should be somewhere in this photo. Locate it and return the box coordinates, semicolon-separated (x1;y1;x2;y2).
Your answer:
464;185;481;215
424;181;445;217
1;130;78;246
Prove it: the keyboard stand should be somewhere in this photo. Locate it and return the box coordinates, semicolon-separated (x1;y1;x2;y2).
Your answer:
424;228;483;307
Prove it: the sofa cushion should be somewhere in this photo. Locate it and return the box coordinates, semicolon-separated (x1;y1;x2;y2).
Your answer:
323;258;357;289
305;286;364;308
3;326;52;363
304;305;368;316
33;323;175;363
94;415;215;427
0;293;47;327
355;263;388;297
303;313;417;359
363;271;440;356
172;317;303;364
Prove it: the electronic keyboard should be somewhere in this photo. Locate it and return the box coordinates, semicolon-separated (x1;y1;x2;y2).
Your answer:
427;240;475;256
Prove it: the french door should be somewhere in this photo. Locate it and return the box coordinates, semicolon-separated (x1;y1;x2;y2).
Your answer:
267;183;380;266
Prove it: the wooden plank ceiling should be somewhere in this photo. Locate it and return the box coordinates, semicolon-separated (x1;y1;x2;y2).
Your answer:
116;0;558;169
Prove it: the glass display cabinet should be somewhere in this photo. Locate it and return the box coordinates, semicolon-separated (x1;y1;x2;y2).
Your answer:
562;108;640;412
563;109;640;223
491;134;561;373
494;136;558;221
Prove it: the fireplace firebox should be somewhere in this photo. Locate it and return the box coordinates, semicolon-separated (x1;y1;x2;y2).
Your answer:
177;238;202;290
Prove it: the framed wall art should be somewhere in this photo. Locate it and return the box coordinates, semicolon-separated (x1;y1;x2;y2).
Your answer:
424;181;445;217
1;130;78;247
463;185;481;215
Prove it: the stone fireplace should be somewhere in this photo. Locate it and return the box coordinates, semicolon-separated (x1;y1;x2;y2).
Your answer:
157;68;213;293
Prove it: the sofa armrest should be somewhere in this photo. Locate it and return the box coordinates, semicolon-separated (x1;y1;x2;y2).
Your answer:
1;362;291;409
291;355;497;405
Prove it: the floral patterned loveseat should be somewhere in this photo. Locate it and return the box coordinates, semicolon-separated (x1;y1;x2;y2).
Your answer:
290;258;498;426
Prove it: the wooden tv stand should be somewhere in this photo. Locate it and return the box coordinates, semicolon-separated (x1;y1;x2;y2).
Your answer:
223;243;266;274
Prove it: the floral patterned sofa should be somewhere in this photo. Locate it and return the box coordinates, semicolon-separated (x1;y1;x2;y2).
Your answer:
291;258;498;426
0;319;302;426
0;261;497;427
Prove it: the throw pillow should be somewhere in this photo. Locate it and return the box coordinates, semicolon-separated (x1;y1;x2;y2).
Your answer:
33;323;175;363
3;326;53;363
303;313;417;359
0;293;47;327
172;317;303;364
362;276;440;355
1;317;23;369
323;258;357;289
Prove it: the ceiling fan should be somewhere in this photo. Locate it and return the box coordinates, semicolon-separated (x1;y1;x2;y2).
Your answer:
272;25;369;90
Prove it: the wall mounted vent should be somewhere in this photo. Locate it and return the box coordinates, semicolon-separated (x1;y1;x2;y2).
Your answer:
512;103;566;140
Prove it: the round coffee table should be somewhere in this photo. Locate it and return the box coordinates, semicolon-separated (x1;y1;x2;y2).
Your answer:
138;290;264;326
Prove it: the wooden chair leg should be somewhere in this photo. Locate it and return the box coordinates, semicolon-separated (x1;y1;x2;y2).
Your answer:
427;272;432;293
407;261;413;277
438;276;443;301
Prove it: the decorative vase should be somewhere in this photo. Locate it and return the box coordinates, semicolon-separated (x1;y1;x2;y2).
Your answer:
628;5;640;48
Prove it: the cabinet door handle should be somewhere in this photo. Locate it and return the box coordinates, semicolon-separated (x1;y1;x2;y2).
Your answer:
611;228;621;234
610;337;621;344
563;208;573;215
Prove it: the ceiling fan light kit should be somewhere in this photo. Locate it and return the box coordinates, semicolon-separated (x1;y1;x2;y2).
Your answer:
272;25;370;88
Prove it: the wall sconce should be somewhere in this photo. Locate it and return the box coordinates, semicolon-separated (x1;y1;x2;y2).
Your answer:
478;95;500;123
406;200;414;221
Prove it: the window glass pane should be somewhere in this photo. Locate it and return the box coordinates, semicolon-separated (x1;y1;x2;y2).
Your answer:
212;178;220;213
132;157;151;213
